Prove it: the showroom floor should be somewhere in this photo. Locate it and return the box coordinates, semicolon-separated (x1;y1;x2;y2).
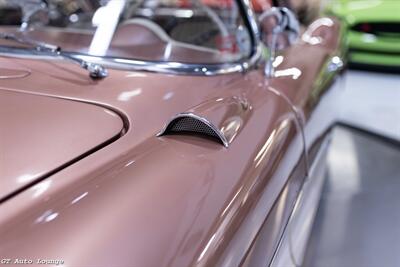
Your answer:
339;70;400;141
303;69;400;267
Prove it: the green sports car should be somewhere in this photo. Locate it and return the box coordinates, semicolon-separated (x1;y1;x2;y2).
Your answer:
326;0;400;69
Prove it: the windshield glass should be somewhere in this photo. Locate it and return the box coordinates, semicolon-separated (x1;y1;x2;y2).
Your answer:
0;0;253;64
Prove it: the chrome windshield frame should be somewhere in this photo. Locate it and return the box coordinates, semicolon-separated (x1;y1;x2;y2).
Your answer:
0;0;262;76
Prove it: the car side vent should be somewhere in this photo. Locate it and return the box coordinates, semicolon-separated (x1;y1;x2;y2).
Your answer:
158;113;228;147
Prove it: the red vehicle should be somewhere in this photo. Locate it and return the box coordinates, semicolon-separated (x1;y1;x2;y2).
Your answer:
0;0;345;266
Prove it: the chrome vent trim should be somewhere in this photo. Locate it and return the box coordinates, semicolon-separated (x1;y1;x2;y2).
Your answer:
157;113;229;147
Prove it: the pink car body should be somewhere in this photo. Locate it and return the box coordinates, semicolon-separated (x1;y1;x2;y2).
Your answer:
0;1;345;266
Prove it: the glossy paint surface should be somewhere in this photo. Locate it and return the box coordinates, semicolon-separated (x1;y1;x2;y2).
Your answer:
0;16;343;267
0;89;124;201
0;56;297;267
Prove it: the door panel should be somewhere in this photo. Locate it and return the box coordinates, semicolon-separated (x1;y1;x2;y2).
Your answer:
241;140;308;267
217;112;307;267
270;133;330;267
241;11;345;266
268;16;345;267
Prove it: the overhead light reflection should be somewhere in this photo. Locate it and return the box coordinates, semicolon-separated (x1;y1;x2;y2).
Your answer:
221;187;242;216
254;119;291;168
35;210;59;224
115;58;146;65
254;129;277;167
126;73;147;78
273;55;284;68
275;68;302;80
125;160;135;167
163;43;172;60
302;17;334;45
32;180;51;198
197;234;216;262
221;116;243;143
45;212;58;222
118;88;142;101
163;92;174;100
71;192;89;205
18;174;38;183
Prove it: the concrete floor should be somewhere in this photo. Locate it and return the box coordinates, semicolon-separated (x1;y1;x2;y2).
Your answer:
339;70;400;141
303;70;400;267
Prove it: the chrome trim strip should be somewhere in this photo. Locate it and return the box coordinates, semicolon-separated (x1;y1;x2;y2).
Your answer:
74;54;245;76
0;0;262;76
157;112;229;148
0;46;262;77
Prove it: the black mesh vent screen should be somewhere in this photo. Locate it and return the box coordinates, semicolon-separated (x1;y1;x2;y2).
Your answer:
164;116;223;145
